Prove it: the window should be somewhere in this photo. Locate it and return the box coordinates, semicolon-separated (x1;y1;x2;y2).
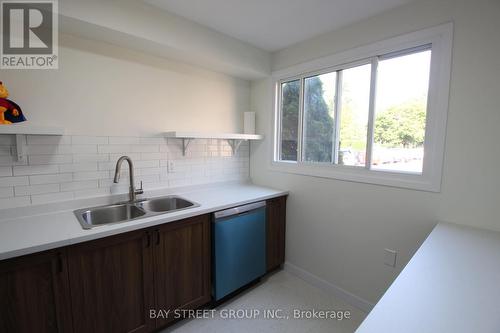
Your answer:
272;24;453;191
279;79;300;161
278;47;430;171
338;64;371;167
303;72;336;163
372;49;431;173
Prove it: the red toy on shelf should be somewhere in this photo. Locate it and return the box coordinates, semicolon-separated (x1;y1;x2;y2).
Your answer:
0;81;26;124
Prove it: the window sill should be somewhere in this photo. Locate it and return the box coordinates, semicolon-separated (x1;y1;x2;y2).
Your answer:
269;161;441;192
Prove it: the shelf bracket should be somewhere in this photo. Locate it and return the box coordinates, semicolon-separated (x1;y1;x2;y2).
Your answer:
227;139;244;155
181;138;192;156
15;134;26;162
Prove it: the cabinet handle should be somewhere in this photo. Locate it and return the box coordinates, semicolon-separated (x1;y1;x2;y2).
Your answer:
155;230;160;246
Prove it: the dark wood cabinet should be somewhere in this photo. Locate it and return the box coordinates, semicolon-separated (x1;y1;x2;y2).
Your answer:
66;215;211;332
0;198;286;333
66;230;155;333
266;196;287;272
153;214;211;327
0;250;73;333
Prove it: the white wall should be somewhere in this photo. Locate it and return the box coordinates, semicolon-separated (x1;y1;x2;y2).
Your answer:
1;34;250;136
0;33;253;208
250;0;500;305
60;0;270;79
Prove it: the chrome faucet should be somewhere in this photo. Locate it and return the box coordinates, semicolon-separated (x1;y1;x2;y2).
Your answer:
113;156;143;202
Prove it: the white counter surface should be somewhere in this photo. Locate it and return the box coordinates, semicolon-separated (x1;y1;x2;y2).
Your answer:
356;222;500;333
0;182;288;261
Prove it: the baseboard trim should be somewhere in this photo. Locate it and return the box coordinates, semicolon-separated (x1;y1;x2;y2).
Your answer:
284;262;374;313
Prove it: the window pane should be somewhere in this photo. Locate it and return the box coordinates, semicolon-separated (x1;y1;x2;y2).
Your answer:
280;80;300;161
338;64;371;166
303;72;336;163
372;50;431;173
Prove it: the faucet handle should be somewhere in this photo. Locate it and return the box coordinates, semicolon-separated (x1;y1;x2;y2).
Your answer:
135;181;144;195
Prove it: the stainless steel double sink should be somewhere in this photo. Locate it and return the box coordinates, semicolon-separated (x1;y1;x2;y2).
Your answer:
74;196;199;229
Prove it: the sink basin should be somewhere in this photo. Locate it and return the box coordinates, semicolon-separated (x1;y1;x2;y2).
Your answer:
74;195;199;229
76;204;146;229
137;196;196;212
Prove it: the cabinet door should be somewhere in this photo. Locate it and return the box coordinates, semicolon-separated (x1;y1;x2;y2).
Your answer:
0;250;73;333
67;230;155;333
266;196;287;272
153;215;211;327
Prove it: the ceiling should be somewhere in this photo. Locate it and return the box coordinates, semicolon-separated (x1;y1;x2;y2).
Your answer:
143;0;417;52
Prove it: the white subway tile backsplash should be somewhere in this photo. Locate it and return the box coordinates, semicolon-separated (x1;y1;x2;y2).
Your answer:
59;162;98;173
168;179;191;188
73;154;109;162
109;153;141;161
0;167;13;177
73;188;110;199
134;160;159;169
31;192;74;205
98;161;133;172
0;187;14;198
29;173;73;185
140;152;162;160
13;165;59;176
0;176;29;187
0;146;12;156
73;171;109;181
98;144;130;153
130;145;159;153
28;154;73;165
140;137;167;144
98;178;115;188
68;145;98;154
60;180;98;192
108;136;140;144
159;144;171;153
14;184;60;196
0;135;16;145
0;135;249;209
43;145;95;155
0;155;27;166
164;172;186;180
135;174;160;185
71;136;108;145
26;145;59;155
27;135;71;145
138;168;161;176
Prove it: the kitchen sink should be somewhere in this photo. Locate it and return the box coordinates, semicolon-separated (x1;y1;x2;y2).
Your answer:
137;196;196;212
74;195;199;229
77;204;146;227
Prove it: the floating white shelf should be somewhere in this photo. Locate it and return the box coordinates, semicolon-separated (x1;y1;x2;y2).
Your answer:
164;131;264;155
164;131;263;140
0;125;65;161
0;124;65;135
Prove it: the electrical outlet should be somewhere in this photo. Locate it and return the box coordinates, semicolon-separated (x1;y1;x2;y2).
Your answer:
167;160;175;173
384;248;397;267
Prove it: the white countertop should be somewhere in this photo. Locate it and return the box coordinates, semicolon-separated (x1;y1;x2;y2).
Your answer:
0;182;288;261
356;222;500;333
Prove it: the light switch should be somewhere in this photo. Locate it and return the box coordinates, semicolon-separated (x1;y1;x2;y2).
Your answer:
384;248;397;267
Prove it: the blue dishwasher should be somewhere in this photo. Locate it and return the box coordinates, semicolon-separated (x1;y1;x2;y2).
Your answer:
213;201;266;301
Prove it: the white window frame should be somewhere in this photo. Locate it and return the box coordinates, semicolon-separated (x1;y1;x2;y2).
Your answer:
270;23;453;192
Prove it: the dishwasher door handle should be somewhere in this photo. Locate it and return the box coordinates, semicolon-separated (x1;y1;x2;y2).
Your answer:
213;201;266;219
